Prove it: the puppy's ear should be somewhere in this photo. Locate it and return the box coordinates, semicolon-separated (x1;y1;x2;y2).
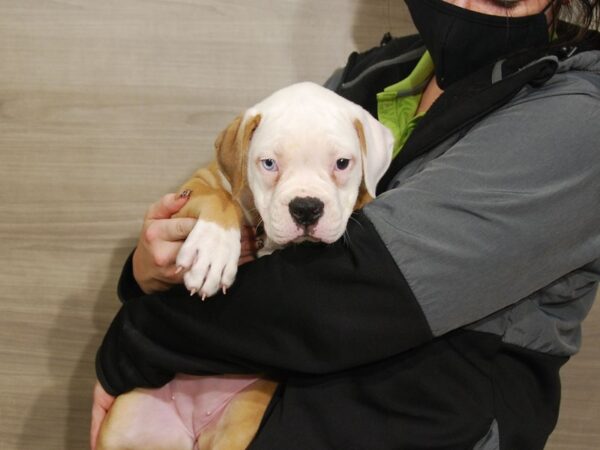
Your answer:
215;112;262;198
353;115;394;198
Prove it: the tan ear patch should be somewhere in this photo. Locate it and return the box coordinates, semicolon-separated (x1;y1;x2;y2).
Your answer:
353;119;373;210
353;184;373;210
354;119;367;158
216;114;262;198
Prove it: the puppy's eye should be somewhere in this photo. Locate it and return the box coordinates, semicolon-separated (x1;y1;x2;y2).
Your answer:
260;158;278;172
335;158;351;171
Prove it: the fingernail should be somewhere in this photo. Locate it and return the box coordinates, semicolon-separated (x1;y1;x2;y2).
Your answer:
179;190;192;199
255;238;264;249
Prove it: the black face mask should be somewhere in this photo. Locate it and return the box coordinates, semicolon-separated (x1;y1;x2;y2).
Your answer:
404;0;553;89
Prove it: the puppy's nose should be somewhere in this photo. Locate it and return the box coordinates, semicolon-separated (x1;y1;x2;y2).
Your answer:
289;197;324;227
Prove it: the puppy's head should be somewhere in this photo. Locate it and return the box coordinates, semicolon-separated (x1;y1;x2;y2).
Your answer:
216;82;393;245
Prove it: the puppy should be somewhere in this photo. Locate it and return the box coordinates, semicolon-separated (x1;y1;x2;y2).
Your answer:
97;82;394;450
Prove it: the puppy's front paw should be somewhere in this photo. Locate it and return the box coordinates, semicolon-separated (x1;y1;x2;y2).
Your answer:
176;220;241;299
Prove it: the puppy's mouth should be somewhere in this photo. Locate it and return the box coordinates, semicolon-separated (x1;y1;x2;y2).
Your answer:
273;224;325;245
268;222;344;246
262;195;346;245
292;227;322;243
257;221;323;246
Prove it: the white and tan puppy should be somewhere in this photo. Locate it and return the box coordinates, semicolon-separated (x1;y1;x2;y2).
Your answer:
97;82;394;450
175;82;393;298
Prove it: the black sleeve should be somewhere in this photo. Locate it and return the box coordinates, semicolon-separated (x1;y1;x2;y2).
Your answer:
96;211;433;396
116;251;146;302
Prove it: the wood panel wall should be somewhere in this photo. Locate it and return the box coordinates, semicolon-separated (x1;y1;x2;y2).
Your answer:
0;1;597;448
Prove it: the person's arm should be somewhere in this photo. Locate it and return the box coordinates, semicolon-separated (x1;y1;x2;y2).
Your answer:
117;251;146;301
363;80;600;338
98;74;600;396
97;211;433;395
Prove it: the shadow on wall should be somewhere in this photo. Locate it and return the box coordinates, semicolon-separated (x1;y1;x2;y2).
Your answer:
354;0;383;51
18;239;135;449
351;0;415;51
287;0;415;84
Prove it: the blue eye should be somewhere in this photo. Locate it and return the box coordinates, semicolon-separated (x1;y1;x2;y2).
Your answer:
261;158;278;172
335;158;351;170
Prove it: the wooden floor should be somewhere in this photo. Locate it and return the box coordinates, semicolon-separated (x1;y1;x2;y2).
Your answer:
0;1;598;448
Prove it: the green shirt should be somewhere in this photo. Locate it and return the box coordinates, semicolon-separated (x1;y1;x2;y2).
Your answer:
377;51;434;158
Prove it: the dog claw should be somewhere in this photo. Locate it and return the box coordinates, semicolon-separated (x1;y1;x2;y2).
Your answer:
222;286;227;295
201;293;207;301
175;266;184;275
190;288;197;297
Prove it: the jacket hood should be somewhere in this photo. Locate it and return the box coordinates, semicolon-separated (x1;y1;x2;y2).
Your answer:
557;48;600;74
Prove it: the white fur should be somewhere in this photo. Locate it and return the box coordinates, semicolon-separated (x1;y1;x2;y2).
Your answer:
177;220;240;298
179;82;393;298
246;82;393;246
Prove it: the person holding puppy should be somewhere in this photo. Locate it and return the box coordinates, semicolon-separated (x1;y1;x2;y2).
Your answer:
93;0;600;448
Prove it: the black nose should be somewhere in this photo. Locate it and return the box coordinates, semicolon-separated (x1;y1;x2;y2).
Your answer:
288;197;324;227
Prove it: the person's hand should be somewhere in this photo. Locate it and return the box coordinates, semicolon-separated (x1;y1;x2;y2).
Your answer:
239;226;262;265
90;381;115;450
132;193;197;294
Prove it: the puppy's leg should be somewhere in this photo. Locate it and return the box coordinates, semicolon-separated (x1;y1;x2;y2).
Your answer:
97;388;193;450
172;162;244;298
197;380;278;450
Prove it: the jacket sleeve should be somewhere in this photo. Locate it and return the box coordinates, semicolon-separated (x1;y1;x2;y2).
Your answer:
97;212;433;396
363;75;600;337
116;251;146;302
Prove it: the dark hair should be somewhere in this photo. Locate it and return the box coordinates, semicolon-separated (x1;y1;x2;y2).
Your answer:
553;0;600;47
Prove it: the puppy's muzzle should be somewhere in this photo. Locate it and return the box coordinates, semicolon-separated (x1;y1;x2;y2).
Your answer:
288;196;324;228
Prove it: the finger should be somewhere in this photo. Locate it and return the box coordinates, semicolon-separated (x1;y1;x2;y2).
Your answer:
240;226;256;241
240;237;257;255
90;402;105;450
145;242;196;287
145;193;189;221
240;226;260;255
162;263;186;283
90;382;114;450
151;239;187;271
156;217;198;243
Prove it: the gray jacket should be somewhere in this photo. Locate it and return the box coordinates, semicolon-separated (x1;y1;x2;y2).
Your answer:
365;50;600;357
